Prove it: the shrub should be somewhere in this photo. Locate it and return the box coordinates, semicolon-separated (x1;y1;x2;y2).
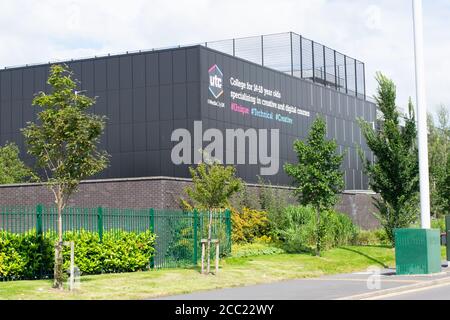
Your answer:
274;206;358;253
328;212;359;247
0;229;156;279
231;207;269;243
353;229;390;246
0;230;54;279
431;218;445;233
231;242;285;258
354;230;381;246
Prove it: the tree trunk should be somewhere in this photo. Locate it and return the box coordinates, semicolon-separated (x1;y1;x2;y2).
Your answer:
315;206;321;257
53;191;64;289
206;208;213;275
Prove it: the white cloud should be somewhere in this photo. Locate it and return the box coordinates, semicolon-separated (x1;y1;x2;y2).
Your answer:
0;0;448;115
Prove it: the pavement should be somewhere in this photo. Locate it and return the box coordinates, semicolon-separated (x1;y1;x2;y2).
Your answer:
159;264;450;300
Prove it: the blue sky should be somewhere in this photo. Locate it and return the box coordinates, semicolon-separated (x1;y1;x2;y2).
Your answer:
0;0;448;115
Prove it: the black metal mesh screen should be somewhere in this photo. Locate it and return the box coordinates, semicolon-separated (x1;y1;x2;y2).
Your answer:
204;32;366;99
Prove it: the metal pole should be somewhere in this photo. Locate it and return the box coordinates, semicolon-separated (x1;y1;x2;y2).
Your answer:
363;62;366;100
334;50;338;90
354;60;358;97
290;32;294;76
261;35;264;66
312;41;315;83
344;55;348;94
413;0;431;229
323;46;326;85
300;35;303;78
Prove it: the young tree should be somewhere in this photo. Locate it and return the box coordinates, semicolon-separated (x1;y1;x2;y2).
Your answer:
185;158;242;274
0;142;31;184
428;105;450;217
284;116;345;256
22;64;109;289
438;156;450;216
358;73;419;245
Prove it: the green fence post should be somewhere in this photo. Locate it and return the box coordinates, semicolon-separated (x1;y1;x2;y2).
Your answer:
97;207;103;242
149;208;155;269
225;209;232;254
36;204;43;236
193;209;198;266
36;204;44;279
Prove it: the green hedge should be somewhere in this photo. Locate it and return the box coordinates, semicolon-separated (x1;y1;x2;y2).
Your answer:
0;231;54;279
0;229;156;279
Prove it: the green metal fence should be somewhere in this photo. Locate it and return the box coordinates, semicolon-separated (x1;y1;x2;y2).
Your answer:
0;205;232;279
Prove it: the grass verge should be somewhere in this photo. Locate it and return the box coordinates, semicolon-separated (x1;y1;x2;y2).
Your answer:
0;245;397;300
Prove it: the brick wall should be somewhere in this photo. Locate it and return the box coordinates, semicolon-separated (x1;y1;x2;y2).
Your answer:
0;177;380;230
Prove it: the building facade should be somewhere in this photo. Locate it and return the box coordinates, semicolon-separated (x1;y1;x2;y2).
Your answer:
0;32;376;190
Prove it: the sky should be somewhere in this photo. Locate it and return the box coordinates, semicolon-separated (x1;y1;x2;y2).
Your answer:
0;0;448;116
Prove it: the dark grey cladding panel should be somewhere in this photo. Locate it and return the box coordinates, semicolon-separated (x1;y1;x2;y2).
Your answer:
159;51;173;85
106;57;120;90
173;50;187;84
11;69;22;100
146;53;159;86
82;60;95;92
133;87;146;123
132;54;146;88
119;55;132;89
1;70;11;100
94;59;107;91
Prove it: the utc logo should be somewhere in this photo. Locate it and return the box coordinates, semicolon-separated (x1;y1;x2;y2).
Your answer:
208;64;223;99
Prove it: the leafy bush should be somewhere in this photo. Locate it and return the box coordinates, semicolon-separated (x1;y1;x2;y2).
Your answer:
353;229;390;246
0;229;156;279
231;242;285;258
0;230;54;279
274;206;358;253
231;208;269;243
431;218;446;233
257;177;291;237
328;212;359;247
409;218;446;233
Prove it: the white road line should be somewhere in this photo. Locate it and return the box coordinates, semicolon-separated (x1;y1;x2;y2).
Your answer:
364;282;450;300
306;278;420;284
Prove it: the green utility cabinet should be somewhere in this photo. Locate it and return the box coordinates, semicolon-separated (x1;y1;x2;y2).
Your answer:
395;229;442;275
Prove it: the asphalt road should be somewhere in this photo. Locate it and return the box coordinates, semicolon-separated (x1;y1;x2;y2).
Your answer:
159;267;450;300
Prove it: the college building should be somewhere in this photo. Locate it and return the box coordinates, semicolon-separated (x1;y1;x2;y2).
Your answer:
0;32;379;228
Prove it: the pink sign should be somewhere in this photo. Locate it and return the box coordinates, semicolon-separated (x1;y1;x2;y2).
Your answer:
231;103;250;115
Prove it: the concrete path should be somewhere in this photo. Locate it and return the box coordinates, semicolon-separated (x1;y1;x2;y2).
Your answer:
159;265;450;300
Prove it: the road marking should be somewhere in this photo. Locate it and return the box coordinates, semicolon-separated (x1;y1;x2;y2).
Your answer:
337;276;450;300
306;278;420;284
364;282;450;300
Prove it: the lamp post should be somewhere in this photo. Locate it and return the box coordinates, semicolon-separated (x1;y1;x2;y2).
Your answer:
391;1;440;276
412;0;431;229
